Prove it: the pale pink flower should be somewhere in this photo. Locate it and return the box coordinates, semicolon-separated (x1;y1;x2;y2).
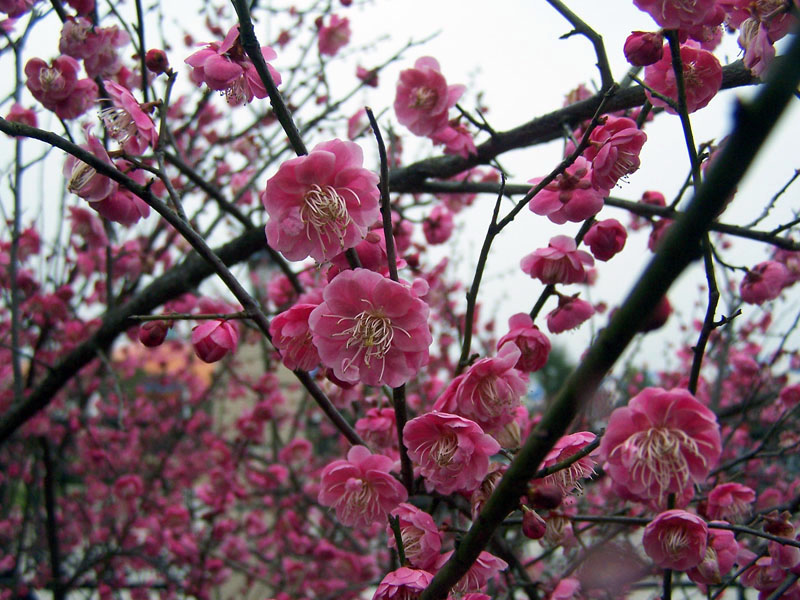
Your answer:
434;550;508;594
599;387;721;504
496;312;551;373
386;503;441;569
583;116;647;190
740;19;777;77
431;120;477;158
433;342;528;433
705;482;755;522
644;42;723;114
528;157;606;224
687;526;739;585
99;81;158;154
546;295;594;334
372;567;432;600
356;65;379;87
191;319;239;363
308;269;431;388
269;303;321;371
550;578;581;600
541;431;596;495
318;15;350;56
422;204;455;245
624;31;664;66
740;260;788;304
394;56;464;137
584;219;627;262
263;139;380;262
318;445;407;528
355;408;397;452
185;25;281;106
643;509;708;571
633;0;718;29
62;128;118;202
347;107;368;140
521;235;594;285
404;411;500;495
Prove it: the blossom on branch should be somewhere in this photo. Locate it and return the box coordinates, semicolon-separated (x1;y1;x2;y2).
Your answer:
394;56;464;137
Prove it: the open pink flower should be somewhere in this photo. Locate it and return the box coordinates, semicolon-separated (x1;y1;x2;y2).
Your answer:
644;42;722;114
705;482;755;522
25;55;97;120
496;312;551;373
62;128;118;202
433;342;527;433
600;387;721;504
263;139;380;262
269;303;320;371
643;509;708;571
541;431;597;495
633;0;718;29
404;411;500;495
185;25;281;106
100;80;158;154
372;567;432;600
394;57;464;137
431;120;477;158
584;218;627;262
740;260;788;304
434;551;508;594
583;116;647;190
386;503;442;569
546;295;594;334
529;157;606;224
308;269;431;388
318;15;350;56
521;235;594;285
318;445;407;528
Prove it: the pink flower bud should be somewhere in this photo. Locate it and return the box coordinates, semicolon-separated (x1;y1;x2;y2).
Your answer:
522;507;547;540
584;218;627;262
138;320;170;347
191;319;239;363
624;31;664;66
145;48;169;74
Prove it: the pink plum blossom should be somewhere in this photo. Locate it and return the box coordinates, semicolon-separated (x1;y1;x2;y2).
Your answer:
540;431;597;496
404;411;500;495
582;116;647;190
62;129;118;202
317;15;350;56
643;509;708;571
355;408;397;452
99;81;158;155
431;120;477;158
308;269;431;388
624;31;664;66
434;550;508;594
705;482;755;522
740;261;788;304
191;319;239;363
372;567;432;600
687;526;739;585
268;303;321;371
422;204;455;245
528;157;607;224
318;445;407;528
433;342;528;433
83;24;129;79
394;56;464;137
633;0;718;29
496;312;551;373
740;20;777;77
25;55;97;120
583;218;627;262
546;295;594;334
6;102;36;129
185;25;281;106
600;387;721;504
644;42;723;114
521;235;594;285
263;139;380;262
386;503;441;569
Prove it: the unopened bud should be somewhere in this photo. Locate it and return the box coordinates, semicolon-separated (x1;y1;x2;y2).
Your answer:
139;320;170;347
145;49;169;75
624;31;664;67
522;506;547;540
